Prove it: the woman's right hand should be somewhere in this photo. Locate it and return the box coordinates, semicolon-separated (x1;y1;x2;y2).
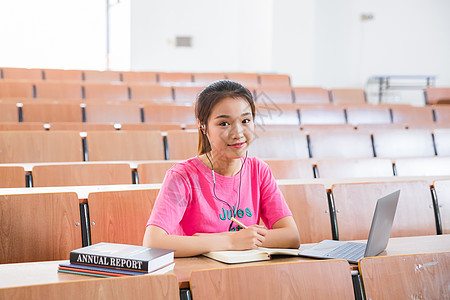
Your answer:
228;225;267;250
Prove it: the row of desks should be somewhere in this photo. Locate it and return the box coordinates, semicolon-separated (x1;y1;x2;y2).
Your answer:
1;234;449;290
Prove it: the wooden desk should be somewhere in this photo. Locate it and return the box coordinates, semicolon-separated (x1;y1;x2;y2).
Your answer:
0;184;161;199
1;235;448;290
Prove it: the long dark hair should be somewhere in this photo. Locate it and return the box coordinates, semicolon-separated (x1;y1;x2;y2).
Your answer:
195;80;255;155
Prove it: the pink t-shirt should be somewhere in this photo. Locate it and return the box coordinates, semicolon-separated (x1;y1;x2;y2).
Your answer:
146;156;292;236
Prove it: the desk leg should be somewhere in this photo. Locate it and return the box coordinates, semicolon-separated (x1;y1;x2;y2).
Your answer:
352;273;365;300
180;288;192;300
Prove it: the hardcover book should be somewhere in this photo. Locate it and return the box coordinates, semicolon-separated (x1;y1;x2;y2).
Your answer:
70;242;174;273
58;262;175;277
202;247;300;264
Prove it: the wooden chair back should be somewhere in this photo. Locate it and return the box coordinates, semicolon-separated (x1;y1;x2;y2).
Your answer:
32;163;132;187
308;131;374;159
130;85;173;102
0;273;180;300
299;105;346;125
255;86;293;104
173;86;203;103
226;73;259;87
249;130;309;159
0;166;26;187
0;102;18;122
2;68;42;81
85;131;164;161
22;102;82;122
137;161;178;184
316;158;393;178
426;87;450;104
143;103;196;125
165;130;198;160
264;159;315;180
359;252;450;300
330;88;366;104
192;73;226;85
259;74;291;86
190;260;354;300
83;83;129;101
395;157;450;176
43;69;83;81
0;81;35;98
331;181;436;240
292;87;330;105
84;102;142;123
0;131;83;163
34;82;83;100
121;71;158;84
434;105;450;123
279;184;333;243
391;105;434;124
346;105;391;125
88;189;159;245
158;72;192;84
83;70;121;83
372;129;435;158
0;192;82;263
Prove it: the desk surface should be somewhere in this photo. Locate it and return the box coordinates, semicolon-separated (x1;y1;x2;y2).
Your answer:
0;235;448;290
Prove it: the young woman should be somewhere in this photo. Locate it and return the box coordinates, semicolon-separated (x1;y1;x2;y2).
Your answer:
143;80;300;257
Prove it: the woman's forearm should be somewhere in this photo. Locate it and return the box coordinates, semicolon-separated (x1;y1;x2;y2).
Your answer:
143;226;231;257
261;216;301;249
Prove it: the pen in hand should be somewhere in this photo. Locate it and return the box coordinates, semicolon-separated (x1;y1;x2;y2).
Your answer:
231;217;248;229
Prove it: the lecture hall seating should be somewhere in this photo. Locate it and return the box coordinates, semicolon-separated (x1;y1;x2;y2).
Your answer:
226;72;259;88
394;157;450;176
84;102;142;124
0;81;35;99
34;82;83;100
259;74;291;86
158;72;192;84
137;161;178;184
254;86;294;104
0;102;18;122
49;122;115;131
292;87;330;105
192;72;226;85
130;84;174;102
143;104;196;126
330;88;366;105
315;158;394;178
83;83;130;101
372;129;435;158
278;184;333;243
0;131;84;163
359;252;450;300
434;105;450;123
425;87;450;104
0;273;180;300
0;166;26;188
433;179;450;234
165;130;198;160
87;189;160;245
42;69;83;82
173;86;203;103
1;67;43;81
331;181;437;240
249;130;310;159
298;105;346;125
264;159;315;180
21;102;83;123
85;131;165;161
308;131;374;159
190;260;354;300
346;105;391;125
391;105;434;124
121;71;158;84
0;192;82;263
32;163;133;187
0;122;45;131
83;70;121;83
254;103;299;126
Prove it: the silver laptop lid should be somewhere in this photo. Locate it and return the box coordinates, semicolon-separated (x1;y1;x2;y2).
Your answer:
364;190;400;257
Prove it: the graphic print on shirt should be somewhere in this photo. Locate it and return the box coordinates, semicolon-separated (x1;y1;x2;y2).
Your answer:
218;205;253;231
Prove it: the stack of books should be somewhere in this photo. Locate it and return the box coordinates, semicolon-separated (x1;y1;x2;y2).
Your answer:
58;242;175;278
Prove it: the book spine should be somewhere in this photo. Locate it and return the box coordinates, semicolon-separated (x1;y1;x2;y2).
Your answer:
70;252;149;272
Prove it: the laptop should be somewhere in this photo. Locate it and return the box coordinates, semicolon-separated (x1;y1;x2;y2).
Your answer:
299;190;400;264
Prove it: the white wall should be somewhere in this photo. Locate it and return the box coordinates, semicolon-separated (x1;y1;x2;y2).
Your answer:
1;0;450;89
0;0;106;70
313;0;450;88
129;0;273;73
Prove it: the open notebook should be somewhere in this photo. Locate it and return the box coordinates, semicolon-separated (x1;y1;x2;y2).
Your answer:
202;247;300;264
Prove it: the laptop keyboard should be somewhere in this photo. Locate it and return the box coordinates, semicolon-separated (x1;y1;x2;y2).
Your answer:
326;242;366;262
